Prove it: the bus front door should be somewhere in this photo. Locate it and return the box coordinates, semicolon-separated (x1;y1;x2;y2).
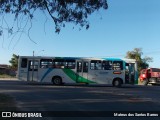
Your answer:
129;63;135;84
125;63;135;84
76;61;89;83
28;60;39;81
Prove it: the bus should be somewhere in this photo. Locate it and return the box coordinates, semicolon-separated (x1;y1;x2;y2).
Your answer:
17;56;138;87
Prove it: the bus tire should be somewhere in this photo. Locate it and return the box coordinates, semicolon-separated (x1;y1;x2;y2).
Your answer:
113;78;122;87
52;76;62;85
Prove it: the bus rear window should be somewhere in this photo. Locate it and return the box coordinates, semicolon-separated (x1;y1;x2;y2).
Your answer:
21;58;27;68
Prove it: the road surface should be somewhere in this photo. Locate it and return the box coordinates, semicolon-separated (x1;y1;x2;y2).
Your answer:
0;79;160;120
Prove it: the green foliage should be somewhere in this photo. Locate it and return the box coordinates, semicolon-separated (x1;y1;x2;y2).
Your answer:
0;0;108;33
0;73;16;78
126;48;153;74
9;54;19;69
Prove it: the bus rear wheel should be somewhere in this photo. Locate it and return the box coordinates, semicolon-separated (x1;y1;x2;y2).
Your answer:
52;77;62;85
113;78;122;87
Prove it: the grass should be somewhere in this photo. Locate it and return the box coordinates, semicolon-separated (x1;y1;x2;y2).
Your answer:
0;74;16;78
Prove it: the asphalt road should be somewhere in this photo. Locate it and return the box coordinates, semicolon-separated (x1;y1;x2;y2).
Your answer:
0;79;160;120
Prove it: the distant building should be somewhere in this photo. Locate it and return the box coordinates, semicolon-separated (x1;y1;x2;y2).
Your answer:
0;64;16;76
0;64;9;74
0;64;9;68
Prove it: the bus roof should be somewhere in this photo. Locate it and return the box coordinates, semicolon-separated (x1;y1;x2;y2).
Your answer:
19;56;136;62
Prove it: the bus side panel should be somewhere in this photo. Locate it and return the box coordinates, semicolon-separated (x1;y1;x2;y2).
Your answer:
39;68;76;83
88;70;125;84
87;70;110;84
18;68;28;81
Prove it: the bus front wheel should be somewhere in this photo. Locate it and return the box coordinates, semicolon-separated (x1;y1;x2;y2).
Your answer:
113;78;122;87
52;76;62;85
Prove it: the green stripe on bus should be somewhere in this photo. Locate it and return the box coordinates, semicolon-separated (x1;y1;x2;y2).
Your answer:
63;69;96;83
63;69;77;82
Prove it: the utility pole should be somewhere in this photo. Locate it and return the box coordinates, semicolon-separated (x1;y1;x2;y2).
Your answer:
32;51;34;81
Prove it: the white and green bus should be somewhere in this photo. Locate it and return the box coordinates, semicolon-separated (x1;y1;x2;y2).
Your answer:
17;56;138;87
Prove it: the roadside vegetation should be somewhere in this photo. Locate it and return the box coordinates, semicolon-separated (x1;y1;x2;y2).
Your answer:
126;48;152;74
0;73;16;78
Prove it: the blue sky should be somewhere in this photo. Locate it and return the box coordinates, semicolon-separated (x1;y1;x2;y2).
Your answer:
0;0;160;67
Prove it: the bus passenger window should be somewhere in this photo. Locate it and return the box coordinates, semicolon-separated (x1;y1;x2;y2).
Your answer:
53;59;65;68
40;59;53;68
102;61;112;70
77;62;82;72
113;61;123;70
21;58;28;68
90;60;102;70
83;62;88;73
65;60;76;69
29;61;39;71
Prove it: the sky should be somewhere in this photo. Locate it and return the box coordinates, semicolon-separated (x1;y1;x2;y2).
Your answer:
0;0;160;67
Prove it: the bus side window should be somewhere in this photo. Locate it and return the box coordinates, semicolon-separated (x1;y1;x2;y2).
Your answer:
113;61;123;70
65;60;76;69
83;62;88;73
90;60;102;70
102;61;112;70
21;58;28;68
53;59;65;68
40;59;53;68
77;62;82;72
29;60;38;71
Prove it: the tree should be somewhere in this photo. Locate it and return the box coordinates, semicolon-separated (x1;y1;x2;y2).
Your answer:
125;48;153;74
0;0;108;35
9;54;19;69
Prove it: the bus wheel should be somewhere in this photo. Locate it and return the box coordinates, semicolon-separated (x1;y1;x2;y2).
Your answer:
52;77;62;85
113;78;122;87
